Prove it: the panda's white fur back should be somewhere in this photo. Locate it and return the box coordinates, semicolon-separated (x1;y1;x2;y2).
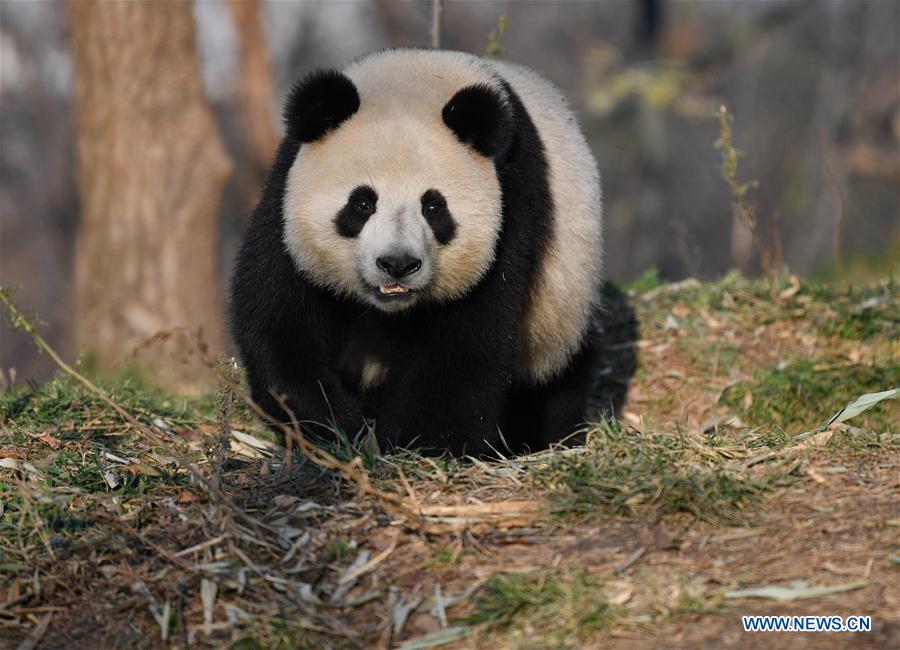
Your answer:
288;49;602;386
489;60;603;382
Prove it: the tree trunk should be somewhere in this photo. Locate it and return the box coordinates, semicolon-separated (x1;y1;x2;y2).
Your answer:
227;0;279;172
70;0;232;388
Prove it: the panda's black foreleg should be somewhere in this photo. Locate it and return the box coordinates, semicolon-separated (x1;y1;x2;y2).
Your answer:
374;379;508;457
253;372;366;445
238;332;367;446
230;201;368;445
372;316;518;457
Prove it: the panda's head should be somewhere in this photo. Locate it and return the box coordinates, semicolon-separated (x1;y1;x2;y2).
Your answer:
281;69;513;312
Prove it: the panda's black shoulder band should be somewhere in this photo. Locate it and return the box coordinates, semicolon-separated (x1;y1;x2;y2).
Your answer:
442;83;513;158
284;70;360;144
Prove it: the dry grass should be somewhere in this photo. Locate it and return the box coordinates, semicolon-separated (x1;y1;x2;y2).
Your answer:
1;273;898;649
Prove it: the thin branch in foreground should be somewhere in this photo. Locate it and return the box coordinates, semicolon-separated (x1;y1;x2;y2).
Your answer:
0;287;273;537
485;9;510;59
714;105;784;299
1;287;420;523
820;128;845;279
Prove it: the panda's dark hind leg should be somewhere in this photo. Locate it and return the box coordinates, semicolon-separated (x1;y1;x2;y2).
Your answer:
503;282;640;453
503;332;602;454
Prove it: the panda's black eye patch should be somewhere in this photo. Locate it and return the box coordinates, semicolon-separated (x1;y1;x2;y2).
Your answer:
421;189;456;245
354;197;374;214
335;185;377;238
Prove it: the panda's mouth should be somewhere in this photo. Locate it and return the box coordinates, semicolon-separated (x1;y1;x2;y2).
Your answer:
371;282;416;303
378;283;410;296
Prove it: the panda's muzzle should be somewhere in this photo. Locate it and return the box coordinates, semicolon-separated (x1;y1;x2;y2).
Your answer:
375;254;422;279
370;253;421;300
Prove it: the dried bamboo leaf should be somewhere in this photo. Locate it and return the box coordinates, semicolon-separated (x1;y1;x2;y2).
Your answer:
725;579;868;602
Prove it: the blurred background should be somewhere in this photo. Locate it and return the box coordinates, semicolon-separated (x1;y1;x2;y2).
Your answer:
1;0;898;386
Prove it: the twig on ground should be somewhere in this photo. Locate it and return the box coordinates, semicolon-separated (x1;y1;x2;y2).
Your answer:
213;356;239;493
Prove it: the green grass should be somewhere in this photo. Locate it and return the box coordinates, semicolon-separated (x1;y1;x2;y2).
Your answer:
627;267;664;294
720;359;900;434
673;593;715;615
0;371;212;579
0;370;219;436
423;546;461;567
809;279;899;340
467;569;614;641
2;273;898;647
323;538;355;562
826;426;898;452
532;420;774;525
627;267;779;308
0;372;213;497
232;621;350;650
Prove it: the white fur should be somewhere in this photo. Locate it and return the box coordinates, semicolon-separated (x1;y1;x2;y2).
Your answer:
491;61;603;382
283;52;503;307
361;356;388;389
356;206;433;295
282;50;602;385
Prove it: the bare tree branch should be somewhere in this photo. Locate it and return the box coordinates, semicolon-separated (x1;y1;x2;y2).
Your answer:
431;0;444;49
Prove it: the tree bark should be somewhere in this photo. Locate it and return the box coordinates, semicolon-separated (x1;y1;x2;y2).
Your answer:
70;0;232;388
227;0;279;172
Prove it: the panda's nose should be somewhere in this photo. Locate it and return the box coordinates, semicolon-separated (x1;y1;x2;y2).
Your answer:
376;253;422;279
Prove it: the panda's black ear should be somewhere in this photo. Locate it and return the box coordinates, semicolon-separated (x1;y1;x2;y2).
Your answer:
442;84;513;158
284;70;360;143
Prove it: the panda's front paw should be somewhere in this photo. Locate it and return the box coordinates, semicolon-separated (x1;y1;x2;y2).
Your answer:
373;413;498;458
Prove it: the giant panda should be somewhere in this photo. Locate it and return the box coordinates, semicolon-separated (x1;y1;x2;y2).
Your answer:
230;49;604;457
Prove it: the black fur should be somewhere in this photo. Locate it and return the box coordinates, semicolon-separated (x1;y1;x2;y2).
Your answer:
442;84;514;158
284;70;360;143
230;70;633;457
334;185;377;238
420;189;456;245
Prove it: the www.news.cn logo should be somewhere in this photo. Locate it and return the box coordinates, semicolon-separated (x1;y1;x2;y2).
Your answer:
742;615;872;633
